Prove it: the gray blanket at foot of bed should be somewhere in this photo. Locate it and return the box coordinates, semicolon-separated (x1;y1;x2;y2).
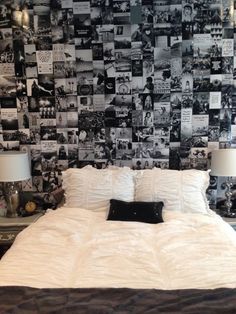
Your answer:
0;287;236;313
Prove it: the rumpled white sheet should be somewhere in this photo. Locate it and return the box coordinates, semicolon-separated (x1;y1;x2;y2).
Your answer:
0;207;236;290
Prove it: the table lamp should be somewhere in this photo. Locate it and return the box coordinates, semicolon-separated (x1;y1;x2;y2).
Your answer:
0;151;31;218
211;149;236;217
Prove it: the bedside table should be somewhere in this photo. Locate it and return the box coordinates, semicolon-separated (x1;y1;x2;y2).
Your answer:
222;217;236;231
0;213;43;258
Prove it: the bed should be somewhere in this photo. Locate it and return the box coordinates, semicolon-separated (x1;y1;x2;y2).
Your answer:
1;166;236;313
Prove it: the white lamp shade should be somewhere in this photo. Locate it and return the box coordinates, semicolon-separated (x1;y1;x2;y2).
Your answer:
0;151;31;182
211;149;236;177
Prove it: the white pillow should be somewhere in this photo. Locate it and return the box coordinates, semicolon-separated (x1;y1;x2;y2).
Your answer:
62;166;135;211
134;168;211;214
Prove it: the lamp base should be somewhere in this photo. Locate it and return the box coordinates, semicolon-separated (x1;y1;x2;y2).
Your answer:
221;178;236;218
221;211;236;218
6;209;18;218
4;183;19;218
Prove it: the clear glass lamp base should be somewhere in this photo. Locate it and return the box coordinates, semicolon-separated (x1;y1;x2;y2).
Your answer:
221;179;236;218
4;183;20;218
221;211;236;218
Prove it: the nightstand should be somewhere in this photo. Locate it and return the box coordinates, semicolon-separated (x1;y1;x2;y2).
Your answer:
0;213;43;258
222;217;236;231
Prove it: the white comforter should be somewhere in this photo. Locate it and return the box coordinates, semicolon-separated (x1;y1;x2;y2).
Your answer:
0;207;236;290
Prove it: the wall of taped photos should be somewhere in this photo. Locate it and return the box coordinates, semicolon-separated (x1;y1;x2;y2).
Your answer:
0;0;236;208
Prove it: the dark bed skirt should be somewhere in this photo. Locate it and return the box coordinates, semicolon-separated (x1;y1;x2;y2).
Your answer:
0;286;236;314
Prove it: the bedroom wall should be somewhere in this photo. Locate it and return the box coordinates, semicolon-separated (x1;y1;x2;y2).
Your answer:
0;0;235;208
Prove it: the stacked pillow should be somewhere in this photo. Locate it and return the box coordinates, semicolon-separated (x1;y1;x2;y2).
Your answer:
134;168;211;214
62;166;135;211
62;166;211;218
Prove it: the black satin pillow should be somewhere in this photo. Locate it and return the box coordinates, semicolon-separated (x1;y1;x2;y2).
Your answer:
107;199;164;224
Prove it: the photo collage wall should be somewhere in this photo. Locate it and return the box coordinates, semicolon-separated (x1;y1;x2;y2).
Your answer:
0;0;236;208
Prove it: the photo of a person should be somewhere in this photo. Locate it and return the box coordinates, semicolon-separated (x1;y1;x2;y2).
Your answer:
43;171;58;192
182;4;193;22
143;111;153;126
184;80;191;93
143;77;154;93
143;95;153;110
143;7;153;23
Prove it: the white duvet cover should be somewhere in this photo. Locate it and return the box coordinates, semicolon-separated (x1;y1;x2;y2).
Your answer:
0;207;236;290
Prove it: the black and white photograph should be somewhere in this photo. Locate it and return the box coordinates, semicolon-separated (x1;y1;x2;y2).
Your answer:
132;142;153;159
41;126;57;141
192;92;209;114
132;126;154;142
43;171;59;192
219;108;231;142
57;129;68;144
210;74;222;92
154;102;170;127
1;108;18;130
0;76;16;97
170;116;181;141
208;126;220;142
180;108;191;141
115;49;131;72
192;114;209;137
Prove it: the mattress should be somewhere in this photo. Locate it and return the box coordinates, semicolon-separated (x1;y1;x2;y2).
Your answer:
0;206;236;290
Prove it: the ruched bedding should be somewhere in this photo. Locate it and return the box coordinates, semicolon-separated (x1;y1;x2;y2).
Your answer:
0;206;236;290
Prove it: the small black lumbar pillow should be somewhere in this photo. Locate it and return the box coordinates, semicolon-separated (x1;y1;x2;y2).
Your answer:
107;199;164;224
